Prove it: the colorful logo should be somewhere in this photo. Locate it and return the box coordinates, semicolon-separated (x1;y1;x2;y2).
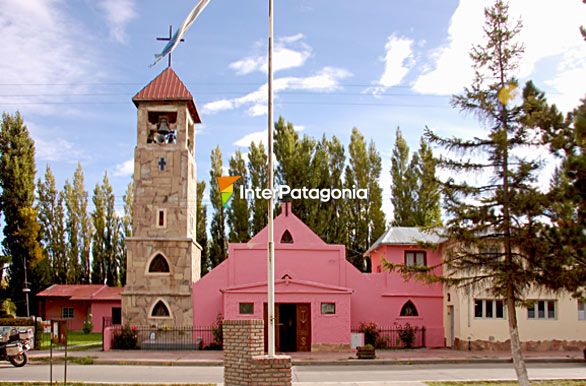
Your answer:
218;176;241;208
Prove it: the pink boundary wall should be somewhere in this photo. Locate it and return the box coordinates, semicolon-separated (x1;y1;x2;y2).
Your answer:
193;203;444;350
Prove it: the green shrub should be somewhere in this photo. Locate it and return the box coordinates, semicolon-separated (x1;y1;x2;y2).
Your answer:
82;314;93;334
358;321;379;347
397;322;417;348
112;325;138;350
211;314;223;348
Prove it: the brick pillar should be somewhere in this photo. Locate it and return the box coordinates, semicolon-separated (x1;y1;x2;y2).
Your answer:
251;355;292;386
223;319;264;386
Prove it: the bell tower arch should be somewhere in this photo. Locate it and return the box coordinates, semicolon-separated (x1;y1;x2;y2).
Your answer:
122;67;202;327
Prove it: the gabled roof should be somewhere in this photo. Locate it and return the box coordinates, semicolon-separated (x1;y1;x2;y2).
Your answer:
365;227;444;256
36;284;122;301
132;67;201;123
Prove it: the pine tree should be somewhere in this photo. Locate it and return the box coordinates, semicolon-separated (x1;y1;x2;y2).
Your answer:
248;141;268;235
209;146;227;268
414;138;442;227
37;166;67;283
196;181;209;276
119;179;133;287
0;112;45;315
64;163;91;284
421;2;537;383
227;150;250;242
391;127;417;226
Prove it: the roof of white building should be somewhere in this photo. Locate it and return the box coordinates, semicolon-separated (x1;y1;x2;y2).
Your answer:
364;227;444;256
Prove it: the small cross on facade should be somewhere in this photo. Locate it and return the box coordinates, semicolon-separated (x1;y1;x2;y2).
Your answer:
156;25;185;67
158;157;167;171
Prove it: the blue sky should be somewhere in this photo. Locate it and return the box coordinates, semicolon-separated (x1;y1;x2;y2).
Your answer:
0;0;584;219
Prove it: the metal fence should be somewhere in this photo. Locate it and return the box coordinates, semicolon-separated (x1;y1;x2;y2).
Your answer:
107;325;217;351
352;325;426;349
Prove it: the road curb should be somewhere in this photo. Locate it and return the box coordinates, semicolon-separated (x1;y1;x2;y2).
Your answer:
28;356;585;367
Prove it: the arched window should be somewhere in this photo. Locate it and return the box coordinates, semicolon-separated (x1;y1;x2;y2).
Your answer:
151;300;170;317
400;300;419;317
280;229;294;244
148;253;170;273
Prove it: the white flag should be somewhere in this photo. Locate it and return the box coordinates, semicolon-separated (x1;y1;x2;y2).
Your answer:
150;0;212;67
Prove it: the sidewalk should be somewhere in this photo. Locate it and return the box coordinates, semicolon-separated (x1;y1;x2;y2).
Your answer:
27;347;585;366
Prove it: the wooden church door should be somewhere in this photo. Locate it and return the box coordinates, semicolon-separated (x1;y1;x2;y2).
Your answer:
296;303;311;352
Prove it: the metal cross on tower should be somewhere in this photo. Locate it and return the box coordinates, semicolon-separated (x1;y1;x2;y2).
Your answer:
156;25;185;67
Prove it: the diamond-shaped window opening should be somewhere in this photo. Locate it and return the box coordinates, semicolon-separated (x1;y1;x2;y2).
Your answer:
280;229;294;244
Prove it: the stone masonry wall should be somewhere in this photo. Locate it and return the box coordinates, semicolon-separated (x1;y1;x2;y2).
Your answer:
454;337;586;351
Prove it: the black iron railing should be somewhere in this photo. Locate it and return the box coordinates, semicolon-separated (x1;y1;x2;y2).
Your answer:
107;325;217;351
351;325;426;349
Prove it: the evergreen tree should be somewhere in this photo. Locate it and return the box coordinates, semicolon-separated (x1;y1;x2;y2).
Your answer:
227;150;250;242
0;112;46;315
196;181;209;276
64;163;91;284
37;166;67;283
209;146;227;268
414;138;442;227
391;127;417;226
119;179;133;287
248;141;268;235
421;2;538;383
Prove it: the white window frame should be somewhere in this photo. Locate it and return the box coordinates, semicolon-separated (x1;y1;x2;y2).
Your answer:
405;251;426;267
156;208;167;229
474;299;505;319
578;301;586;321
527;300;557;320
61;307;74;319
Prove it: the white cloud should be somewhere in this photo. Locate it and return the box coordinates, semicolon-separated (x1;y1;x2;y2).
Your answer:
203;67;352;117
229;34;312;75
113;159;134;177
411;0;586;112
368;34;414;94
97;0;137;43
27;122;87;163
0;0;101;115
234;125;305;148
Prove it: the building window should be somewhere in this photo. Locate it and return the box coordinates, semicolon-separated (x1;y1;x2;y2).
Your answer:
474;299;505;319
148;253;170;273
405;251;426;267
151;300;170;317
156;209;166;228
239;303;254;315
527;300;556;320
280;230;294;244
400;300;419;317
61;307;74;319
579;301;586;320
321;303;336;315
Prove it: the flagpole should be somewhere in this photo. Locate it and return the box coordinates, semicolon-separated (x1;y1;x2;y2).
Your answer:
267;0;276;358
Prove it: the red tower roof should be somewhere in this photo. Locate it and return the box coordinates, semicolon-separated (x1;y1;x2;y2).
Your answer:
132;67;201;123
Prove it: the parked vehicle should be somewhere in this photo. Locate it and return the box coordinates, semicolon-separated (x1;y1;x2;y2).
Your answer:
0;327;31;367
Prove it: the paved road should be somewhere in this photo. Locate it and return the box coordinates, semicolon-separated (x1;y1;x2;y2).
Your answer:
0;363;585;385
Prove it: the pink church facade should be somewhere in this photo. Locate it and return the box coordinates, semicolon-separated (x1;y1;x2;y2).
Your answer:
192;202;445;351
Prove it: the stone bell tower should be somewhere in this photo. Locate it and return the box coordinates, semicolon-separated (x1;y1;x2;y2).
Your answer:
122;67;201;326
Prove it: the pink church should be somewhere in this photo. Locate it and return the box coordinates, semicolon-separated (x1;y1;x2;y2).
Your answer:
193;202;444;351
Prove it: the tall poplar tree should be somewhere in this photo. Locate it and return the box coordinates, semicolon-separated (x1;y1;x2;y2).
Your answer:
209;146;227;268
64;163;91;283
391;127;417;226
119;180;133;286
196;181;209;275
227;150;250;242
37;166;67;283
102;173;120;286
248;141;268;235
91;180;106;284
0;112;46;315
422;2;539;383
414;138;442;227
